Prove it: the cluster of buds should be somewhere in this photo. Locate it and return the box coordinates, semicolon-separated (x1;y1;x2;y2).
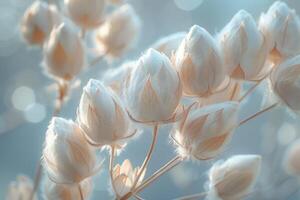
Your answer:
6;175;37;200
12;0;300;199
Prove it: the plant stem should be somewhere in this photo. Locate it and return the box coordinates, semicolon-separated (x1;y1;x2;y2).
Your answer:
135;156;182;194
239;79;264;103
78;183;84;200
88;54;105;68
239;102;278;126
173;192;207;200
120;125;159;200
109;146;118;198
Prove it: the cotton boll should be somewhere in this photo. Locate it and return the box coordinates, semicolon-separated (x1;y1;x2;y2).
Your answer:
124;48;182;123
20;1;62;45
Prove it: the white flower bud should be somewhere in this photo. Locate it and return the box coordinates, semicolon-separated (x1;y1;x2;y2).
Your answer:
43;23;85;81
175;25;227;97
125;48;182;123
202;80;241;106
172;101;239;160
270;55;300;111
219;10;268;80
112;159;145;197
77;79;133;147
283;139;300;175
43;176;93;200
102;61;135;95
64;0;106;29
207;155;261;200
20;1;62;45
259;1;300;61
43;117;98;184
151;32;186;58
94;4;141;58
6;175;37;200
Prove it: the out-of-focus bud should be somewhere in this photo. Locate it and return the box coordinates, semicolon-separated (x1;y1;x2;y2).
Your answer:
43;117;98;184
151;32;186;58
283;139;300;175
219;10;268;81
172;101;239;160
207;155;261;200
77;79;134;147
6;175;37;200
270;55;300;112
20;1;61;45
259;1;300;63
112;159;145;197
43;23;85;81
102;61;135;95
202;80;241;106
125;48;182;123
175;25;227;97
94;4;141;58
43;176;93;200
64;0;106;29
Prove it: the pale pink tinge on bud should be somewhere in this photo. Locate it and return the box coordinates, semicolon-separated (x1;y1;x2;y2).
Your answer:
6;175;37;200
20;1;61;45
207;155;261;200
172;101;239;160
151;32;186;58
43;176;93;200
219;10;268;81
259;1;300;63
125;48;182;123
102;61;135;96
112;159;145;197
270;55;300;112
43;117;98;184
77;79;133;147
43;23;85;81
64;0;106;29
202;80;241;106
175;25;227;97
94;4;141;58
283;139;300;176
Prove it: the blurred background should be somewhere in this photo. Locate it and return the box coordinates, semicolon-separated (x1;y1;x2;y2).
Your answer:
1;0;300;199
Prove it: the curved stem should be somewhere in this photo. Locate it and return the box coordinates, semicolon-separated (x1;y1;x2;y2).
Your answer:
173;192;207;200
88;54;105;68
120;125;159;200
109;146;118;198
239;79;264;103
239;102;278;126
78;183;84;200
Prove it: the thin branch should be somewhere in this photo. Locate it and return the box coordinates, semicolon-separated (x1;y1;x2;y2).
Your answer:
78;183;84;200
29;162;42;200
239;102;278;126
109;146;118;198
135;156;182;194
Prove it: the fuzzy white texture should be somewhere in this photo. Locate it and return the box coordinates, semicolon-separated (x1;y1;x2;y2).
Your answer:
102;61;136;96
172;101;239;160
64;0;106;29
271;55;300;112
43;23;85;81
219;10;268;80
151;32;186;58
125;48;182;123
207;155;261;200
259;1;300;59
43;117;97;184
20;1;62;45
175;25;227;97
43;175;93;200
6;175;37;200
77;79;132;147
94;4;141;58
283;139;300;176
112;159;145;197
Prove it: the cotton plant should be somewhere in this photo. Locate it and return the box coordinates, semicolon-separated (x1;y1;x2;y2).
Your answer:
6;1;300;200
